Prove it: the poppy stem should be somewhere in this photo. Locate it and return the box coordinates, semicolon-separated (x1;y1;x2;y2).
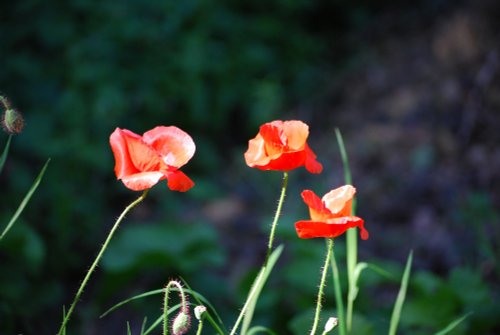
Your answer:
264;171;288;265
57;189;149;335
310;238;334;335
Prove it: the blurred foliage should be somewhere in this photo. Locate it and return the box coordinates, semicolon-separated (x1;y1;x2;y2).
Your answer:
1;0;499;334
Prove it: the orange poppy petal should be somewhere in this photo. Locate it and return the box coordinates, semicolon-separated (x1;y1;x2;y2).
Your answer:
124;134;162;172
121;171;165;191
322;185;356;217
295;216;367;239
282;120;308;150
110;128;140;179
165;170;195;192
142;126;196;168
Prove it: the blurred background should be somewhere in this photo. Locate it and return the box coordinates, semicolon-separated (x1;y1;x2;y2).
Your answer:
0;0;499;334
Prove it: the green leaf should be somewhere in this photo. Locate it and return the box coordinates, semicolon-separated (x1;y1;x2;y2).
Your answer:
433;312;472;335
241;245;284;335
0;158;50;241
388;251;413;335
247;326;277;335
0;135;12;175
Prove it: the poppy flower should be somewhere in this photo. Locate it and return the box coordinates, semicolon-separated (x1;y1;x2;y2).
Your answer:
244;120;323;173
295;185;369;239
110;126;195;192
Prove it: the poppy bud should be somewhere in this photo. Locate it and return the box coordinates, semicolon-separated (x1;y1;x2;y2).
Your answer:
172;310;191;335
194;305;207;320
2;108;24;135
323;317;338;333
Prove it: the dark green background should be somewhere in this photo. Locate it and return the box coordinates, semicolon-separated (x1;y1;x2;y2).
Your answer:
1;0;499;334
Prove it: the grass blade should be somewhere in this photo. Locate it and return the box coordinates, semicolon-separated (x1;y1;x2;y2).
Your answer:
388;251;413;335
0;158;50;241
140;317;148;335
0;135;12;175
335;128;358;333
433;312;472;335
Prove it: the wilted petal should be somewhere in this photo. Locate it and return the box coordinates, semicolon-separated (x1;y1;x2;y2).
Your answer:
282;120;309;150
143;126;196;168
322;185;356;217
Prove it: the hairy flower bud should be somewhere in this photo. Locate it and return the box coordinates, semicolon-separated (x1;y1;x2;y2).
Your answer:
1;96;24;135
172;310;191;335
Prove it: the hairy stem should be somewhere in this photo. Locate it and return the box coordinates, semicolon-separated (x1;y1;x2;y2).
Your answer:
310;238;334;335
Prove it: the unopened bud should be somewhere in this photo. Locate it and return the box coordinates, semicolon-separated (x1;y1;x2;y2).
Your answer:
2;108;24;135
323;317;338;333
194;305;207;320
172;311;191;335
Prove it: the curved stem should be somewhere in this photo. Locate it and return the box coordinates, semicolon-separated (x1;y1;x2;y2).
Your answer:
229;172;288;335
310;238;334;335
57;189;149;335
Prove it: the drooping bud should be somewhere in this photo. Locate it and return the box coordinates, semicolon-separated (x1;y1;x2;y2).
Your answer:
2;108;24;134
1;96;24;135
172;310;191;335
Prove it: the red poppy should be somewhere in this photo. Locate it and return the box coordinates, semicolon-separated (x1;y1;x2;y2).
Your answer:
295;185;369;239
110;126;195;192
244;120;323;173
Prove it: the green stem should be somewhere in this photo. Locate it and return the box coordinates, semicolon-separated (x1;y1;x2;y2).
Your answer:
330;247;346;335
229;172;288;335
57;189;149;335
164;280;188;335
195;320;204;335
310;238;334;335
264;172;288;265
